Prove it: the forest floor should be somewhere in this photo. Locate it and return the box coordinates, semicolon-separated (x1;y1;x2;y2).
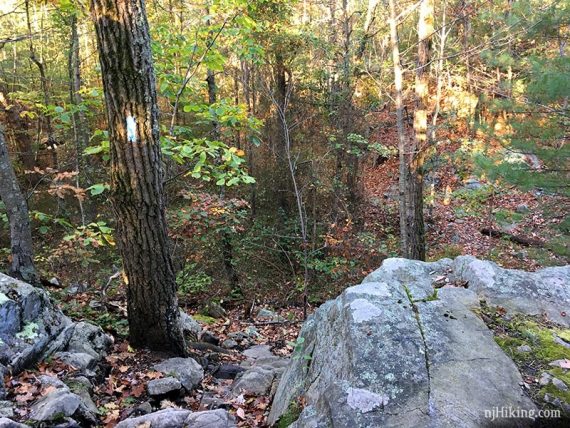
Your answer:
7;302;303;427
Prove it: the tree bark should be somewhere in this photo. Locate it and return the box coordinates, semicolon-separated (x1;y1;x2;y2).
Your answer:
68;12;90;225
0;127;38;285
91;0;186;354
388;0;409;257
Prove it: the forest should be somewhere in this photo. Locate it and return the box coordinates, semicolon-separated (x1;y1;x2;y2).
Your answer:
0;0;568;427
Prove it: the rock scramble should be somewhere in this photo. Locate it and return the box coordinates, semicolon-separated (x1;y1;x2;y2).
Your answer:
269;256;569;427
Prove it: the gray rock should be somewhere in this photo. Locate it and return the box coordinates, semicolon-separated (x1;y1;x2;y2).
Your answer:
269;257;537;427
464;178;483;190
554;335;570;349
39;375;68;390
256;308;286;322
222;339;238;349
29;389;95;423
0;273;72;373
179;310;202;339
154;357;204;391
232;355;288;396
243;344;273;360
66;283;87;295
516;345;532;353
0;418;27;428
232;366;275;395
0;401;13;418
184;409;236;427
0;296;20;336
453;256;570;326
66;322;113;359
116;408;192;428
55;352;97;371
212;364;245;379
136;401;153;415
552;377;569;392
550;359;570;368
147;377;182;396
516;204;530;214
0;365;6;399
201;302;227;319
200;393;227;410
539;372;552;386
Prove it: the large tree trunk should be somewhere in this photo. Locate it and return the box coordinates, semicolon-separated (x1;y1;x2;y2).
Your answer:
91;0;186;355
0;127;38;285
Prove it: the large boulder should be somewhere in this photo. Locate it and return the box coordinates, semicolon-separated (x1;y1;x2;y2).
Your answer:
0;272;112;377
0;273;71;373
453;256;570;326
268;257;553;427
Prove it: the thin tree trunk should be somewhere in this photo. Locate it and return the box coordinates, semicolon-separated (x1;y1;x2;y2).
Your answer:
405;0;433;261
0;127;38;285
25;0;57;168
388;0;408;256
68;12;89;225
91;0;186;355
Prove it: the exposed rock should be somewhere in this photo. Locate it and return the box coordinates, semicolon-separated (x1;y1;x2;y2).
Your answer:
549;359;570;368
179;310;202;339
516;204;530;214
29;388;96;423
154;357;204;391
464;177;483;190
0;401;13;418
554;335;570;349
453;256;570;326
552;377;569;392
184;409;236;428
0;273;72;373
212;364;245;380
0;418;27;428
200;393;228;410
256;308;286;323
55;351;97;371
233;355;288;396
269;257;537;427
243;344;273;360
116;408;191;428
539;372;552;386
222;339;238;349
116;408;235;428
200;331;220;346
39;374;68;390
66;283;87;295
232;366;275;396
147;377;182;396
0;365;6;399
516;345;532;353
66;321;113;359
201;302;227;319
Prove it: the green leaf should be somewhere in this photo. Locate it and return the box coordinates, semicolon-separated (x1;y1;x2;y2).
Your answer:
87;183;109;196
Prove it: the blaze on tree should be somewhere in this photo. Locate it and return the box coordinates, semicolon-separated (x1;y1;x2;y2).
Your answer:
91;0;186;354
0;127;38;285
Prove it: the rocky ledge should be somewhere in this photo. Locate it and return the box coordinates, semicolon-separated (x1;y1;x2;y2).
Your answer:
269;256;569;427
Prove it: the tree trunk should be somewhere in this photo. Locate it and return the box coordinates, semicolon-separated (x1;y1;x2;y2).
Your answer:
0;127;38;285
91;0;186;355
68;12;89;225
404;0;433;261
388;0;409;256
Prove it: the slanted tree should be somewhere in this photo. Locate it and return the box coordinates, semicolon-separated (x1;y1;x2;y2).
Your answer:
0;127;39;285
91;0;186;354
